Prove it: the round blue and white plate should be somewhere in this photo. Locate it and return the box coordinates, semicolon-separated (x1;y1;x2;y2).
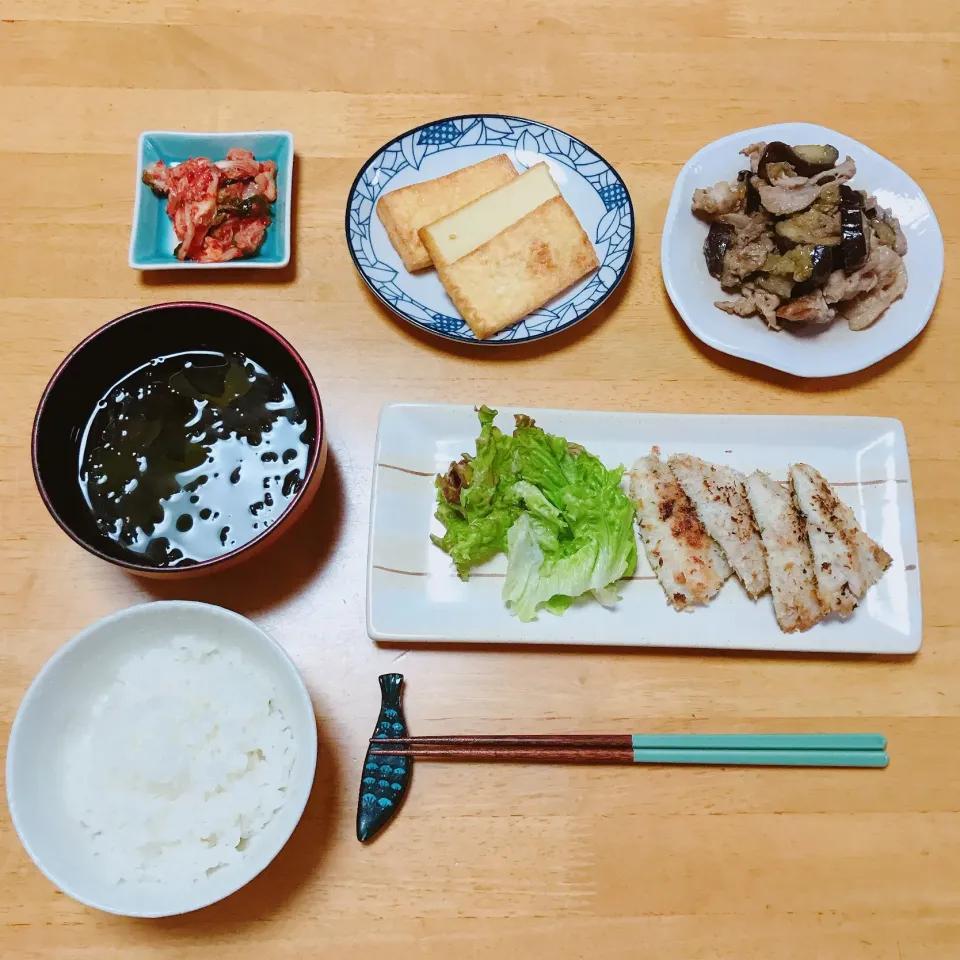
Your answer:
346;115;635;345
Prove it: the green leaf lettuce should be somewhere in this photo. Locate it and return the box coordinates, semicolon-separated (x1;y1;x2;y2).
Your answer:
431;407;636;621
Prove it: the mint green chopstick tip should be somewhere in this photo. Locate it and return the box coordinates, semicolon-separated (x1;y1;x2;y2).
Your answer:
631;748;888;768
631;733;887;752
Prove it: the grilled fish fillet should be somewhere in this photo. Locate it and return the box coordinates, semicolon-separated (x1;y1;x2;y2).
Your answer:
789;463;892;616
743;471;822;633
669;454;770;599
629;450;731;610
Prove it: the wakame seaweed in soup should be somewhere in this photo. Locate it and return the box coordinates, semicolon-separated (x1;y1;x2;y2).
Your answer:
78;351;313;567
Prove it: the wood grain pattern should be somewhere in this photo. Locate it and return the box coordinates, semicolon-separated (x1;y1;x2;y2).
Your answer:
1;1;960;957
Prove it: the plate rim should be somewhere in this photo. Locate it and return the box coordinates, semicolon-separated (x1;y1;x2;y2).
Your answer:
366;401;921;653
660;121;945;378
129;129;295;271
345;113;636;346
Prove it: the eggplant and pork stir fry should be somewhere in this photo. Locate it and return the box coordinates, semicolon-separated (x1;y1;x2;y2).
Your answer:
692;142;908;331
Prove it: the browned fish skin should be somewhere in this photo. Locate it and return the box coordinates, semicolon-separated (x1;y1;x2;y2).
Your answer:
790;463;892;615
630;451;731;611
669;454;769;599
744;471;822;633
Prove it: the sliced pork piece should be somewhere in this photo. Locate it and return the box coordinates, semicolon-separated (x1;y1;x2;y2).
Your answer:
717;211;769;237
692;180;747;219
715;284;781;329
789;463;892;616
668;455;769;599
741;142;767;173
713;212;776;290
775;290;836;325
629;451;731;611
744;471;822;633
753;156;856;216
720;231;775;290
821;242;907;331
841;262;908;330
822;243;902;303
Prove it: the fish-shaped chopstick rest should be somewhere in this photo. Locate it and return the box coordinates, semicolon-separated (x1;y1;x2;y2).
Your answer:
356;674;411;842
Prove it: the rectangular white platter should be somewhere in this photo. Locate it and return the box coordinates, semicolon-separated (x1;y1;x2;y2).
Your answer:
367;403;921;654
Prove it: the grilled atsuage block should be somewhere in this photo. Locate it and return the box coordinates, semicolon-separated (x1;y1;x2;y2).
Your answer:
376;154;518;272
419;162;599;339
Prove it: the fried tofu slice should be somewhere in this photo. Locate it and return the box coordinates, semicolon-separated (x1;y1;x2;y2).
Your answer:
744;471;823;633
789;462;892;616
376;154;518;271
629;450;731;611
420;162;598;339
669;454;770;599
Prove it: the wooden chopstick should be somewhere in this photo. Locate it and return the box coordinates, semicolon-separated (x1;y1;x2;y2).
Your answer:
370;746;636;763
372;733;887;751
368;733;889;768
373;734;632;749
369;745;888;767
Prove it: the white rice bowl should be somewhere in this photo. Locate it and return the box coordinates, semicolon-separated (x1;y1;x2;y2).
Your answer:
6;601;317;917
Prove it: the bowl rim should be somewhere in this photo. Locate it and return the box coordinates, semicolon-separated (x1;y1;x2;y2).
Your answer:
31;300;323;575
660;120;945;378
129;129;295;270
5;599;319;918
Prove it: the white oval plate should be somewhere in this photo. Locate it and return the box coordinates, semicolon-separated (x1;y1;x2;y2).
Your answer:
346;114;634;345
367;403;921;654
661;123;944;378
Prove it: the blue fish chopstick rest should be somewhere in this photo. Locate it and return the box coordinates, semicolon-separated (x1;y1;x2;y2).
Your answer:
356;674;411;842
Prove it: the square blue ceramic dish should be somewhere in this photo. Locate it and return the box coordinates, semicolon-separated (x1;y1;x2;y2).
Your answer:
129;130;294;270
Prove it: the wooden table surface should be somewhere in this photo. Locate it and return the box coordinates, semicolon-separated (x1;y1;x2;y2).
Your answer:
2;1;959;957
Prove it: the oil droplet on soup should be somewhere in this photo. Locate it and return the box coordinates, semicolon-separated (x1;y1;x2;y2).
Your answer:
78;351;313;567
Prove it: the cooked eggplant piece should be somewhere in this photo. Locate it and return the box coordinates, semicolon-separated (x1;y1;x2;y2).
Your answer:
759;244;832;297
737;169;761;213
763;249;805;281
791;144;840;169
703;222;734;279
757;142;840;181
839;185;868;273
870;218;898;248
814;182;840;215
775;208;841;246
858;189;878;217
762;245;813;281
756;273;794;299
792;245;833;295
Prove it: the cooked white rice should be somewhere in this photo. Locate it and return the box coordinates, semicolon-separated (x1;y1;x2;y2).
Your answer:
62;635;297;885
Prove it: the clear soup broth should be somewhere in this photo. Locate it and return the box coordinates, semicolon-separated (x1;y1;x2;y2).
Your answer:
78;351;313;567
